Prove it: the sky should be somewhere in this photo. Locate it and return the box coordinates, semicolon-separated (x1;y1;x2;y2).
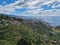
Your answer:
0;0;60;26
0;0;60;16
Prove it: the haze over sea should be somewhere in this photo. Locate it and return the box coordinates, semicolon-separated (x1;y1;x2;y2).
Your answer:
40;16;60;26
27;16;60;26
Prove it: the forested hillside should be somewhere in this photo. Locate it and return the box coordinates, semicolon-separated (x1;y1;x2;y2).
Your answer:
0;14;60;45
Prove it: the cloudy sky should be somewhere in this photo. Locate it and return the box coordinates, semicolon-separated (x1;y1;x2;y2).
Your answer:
0;0;60;16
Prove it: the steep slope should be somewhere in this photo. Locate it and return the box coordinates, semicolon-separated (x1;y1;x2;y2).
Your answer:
0;14;60;45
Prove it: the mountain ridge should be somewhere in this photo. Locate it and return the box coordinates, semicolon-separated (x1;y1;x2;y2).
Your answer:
0;14;60;45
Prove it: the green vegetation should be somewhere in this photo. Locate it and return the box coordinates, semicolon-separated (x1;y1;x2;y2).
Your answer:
0;14;60;45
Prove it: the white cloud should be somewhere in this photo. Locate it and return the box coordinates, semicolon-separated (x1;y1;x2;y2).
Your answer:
24;9;60;16
0;0;24;14
0;0;60;16
52;3;60;8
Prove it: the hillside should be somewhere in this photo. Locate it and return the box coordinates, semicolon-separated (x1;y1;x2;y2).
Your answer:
0;14;60;45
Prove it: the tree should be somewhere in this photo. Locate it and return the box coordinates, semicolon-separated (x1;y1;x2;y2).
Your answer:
17;38;31;45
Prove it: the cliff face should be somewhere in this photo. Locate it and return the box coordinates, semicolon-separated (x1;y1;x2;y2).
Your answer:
0;14;60;45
